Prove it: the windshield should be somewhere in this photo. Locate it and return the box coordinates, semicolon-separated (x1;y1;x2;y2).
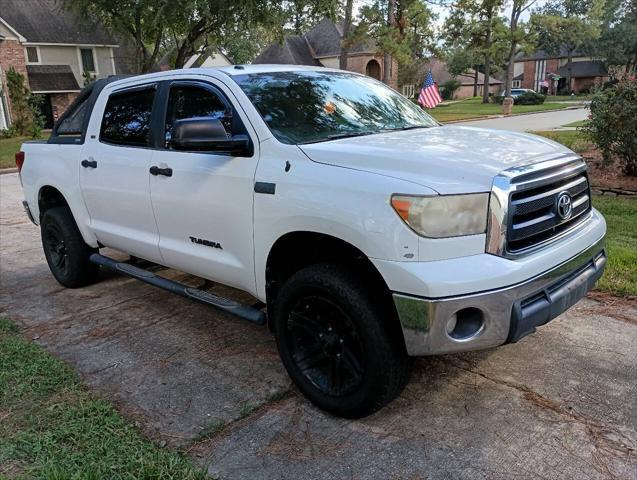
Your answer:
233;71;439;144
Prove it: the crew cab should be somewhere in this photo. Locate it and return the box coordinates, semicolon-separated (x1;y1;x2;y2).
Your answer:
17;65;606;418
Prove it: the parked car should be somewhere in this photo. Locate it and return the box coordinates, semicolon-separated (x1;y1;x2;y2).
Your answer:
501;88;537;97
17;66;606;418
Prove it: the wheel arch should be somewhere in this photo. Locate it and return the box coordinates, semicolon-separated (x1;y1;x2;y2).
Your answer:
36;184;99;247
264;231;405;351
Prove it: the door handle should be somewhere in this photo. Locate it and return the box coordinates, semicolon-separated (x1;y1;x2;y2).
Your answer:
149;165;173;177
81;159;97;168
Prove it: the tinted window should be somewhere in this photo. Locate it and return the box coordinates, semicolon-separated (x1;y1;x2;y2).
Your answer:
100;88;155;147
165;84;230;145
233;71;438;144
57;96;90;135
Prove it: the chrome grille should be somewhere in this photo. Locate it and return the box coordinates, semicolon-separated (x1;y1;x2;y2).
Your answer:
487;156;593;257
507;171;590;252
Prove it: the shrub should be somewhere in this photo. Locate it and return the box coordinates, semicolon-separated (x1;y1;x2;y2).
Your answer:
491;95;504;104
514;91;546;105
5;67;44;139
441;79;461;100
583;77;637;176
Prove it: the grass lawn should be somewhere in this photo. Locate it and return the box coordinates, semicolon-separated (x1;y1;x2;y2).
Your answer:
427;97;571;123
562;120;589;128
592;196;637;298
544;95;592;102
531;130;591;153
0;317;207;479
0;137;30;169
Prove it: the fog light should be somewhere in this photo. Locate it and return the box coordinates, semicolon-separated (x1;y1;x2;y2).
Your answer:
446;308;485;340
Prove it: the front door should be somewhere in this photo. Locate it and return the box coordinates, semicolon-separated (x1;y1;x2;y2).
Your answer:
80;83;162;262
149;80;259;292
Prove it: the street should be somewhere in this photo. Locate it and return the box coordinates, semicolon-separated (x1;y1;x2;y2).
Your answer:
461;107;589;131
0;172;635;480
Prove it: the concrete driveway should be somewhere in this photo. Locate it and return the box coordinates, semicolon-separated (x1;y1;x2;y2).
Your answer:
461;107;589;132
1;172;635;480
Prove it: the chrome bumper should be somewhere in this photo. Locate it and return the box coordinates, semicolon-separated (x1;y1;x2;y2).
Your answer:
393;236;606;356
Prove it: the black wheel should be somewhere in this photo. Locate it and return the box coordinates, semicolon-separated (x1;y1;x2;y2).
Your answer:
41;207;99;288
274;264;412;418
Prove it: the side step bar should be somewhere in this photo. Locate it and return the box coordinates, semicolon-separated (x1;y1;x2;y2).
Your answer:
90;253;266;325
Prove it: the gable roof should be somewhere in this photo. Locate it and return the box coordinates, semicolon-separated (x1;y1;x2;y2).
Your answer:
254;18;376;66
557;60;606;78
428;58;502;86
515;47;586;62
0;0;117;45
253;36;321;65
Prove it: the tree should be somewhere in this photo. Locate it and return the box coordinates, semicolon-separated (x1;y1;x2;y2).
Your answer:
530;0;604;92
340;0;354;69
284;0;339;35
357;0;437;86
503;0;537;97
585;0;637;74
443;0;506;102
5;68;43;138
61;0;288;71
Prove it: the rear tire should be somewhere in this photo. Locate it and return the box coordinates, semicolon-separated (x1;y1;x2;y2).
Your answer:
41;207;99;288
273;263;412;418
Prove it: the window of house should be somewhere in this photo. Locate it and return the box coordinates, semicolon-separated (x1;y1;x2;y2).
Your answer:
100;87;155;147
26;46;39;64
512;80;522;88
80;48;96;73
164;84;231;147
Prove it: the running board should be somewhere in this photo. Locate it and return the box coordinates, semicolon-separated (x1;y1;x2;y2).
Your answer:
90;253;266;325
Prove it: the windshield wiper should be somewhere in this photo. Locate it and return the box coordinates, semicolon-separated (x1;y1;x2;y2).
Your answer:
396;125;430;131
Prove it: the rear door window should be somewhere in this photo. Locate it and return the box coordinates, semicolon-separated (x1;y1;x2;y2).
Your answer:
100;87;155;147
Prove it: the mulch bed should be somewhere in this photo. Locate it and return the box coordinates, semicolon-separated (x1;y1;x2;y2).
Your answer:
580;148;637;195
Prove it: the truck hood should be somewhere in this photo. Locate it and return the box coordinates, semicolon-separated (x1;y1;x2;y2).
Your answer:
298;125;573;194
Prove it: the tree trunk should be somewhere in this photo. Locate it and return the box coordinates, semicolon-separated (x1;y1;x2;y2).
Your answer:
340;0;354;70
383;0;396;85
473;66;479;97
567;48;573;93
505;46;516;97
482;10;493;104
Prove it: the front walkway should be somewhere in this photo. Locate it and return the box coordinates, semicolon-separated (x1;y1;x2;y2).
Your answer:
459;107;588;132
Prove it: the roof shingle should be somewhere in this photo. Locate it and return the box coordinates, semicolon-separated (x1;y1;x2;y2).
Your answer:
0;0;117;45
26;64;80;92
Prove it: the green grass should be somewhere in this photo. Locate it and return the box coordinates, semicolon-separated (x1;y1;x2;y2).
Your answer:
427;97;570;123
562;120;589;128
0;136;30;169
0;317;208;480
545;94;592;102
592;196;637;298
531;130;591;154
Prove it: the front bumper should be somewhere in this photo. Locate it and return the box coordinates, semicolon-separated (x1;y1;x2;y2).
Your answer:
393;236;606;356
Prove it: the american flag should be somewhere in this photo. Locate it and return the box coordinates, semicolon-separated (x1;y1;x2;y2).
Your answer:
418;71;442;108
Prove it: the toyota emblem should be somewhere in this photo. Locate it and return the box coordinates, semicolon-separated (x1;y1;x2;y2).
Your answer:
556;192;573;220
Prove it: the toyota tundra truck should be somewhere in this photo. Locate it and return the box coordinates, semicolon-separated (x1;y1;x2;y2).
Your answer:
16;65;607;418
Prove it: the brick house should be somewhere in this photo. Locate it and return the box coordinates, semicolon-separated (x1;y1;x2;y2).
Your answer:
0;0;119;130
253;19;399;89
513;48;608;94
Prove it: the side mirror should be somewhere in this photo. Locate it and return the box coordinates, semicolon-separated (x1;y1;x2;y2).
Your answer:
170;117;251;156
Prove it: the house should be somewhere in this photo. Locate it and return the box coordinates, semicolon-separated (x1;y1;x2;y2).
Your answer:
513;47;608;94
0;0;119;130
157;47;233;71
253;18;399;89
401;59;503;100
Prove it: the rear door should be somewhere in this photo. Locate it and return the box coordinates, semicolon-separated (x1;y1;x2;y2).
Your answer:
148;79;259;293
79;83;162;262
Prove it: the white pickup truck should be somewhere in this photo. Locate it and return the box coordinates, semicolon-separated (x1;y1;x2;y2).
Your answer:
17;65;606;417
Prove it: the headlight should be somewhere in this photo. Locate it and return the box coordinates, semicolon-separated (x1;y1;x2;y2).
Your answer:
391;193;489;238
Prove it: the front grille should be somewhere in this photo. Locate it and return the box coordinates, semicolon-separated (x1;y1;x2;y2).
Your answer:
507;170;591;253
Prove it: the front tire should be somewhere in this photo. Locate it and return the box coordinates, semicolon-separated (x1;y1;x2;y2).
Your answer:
273;264;411;418
41;207;99;288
